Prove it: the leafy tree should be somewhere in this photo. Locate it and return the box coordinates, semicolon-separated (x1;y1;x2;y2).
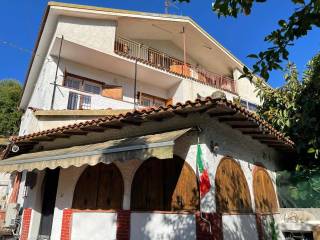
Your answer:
176;0;320;80
255;53;320;165
0;80;22;136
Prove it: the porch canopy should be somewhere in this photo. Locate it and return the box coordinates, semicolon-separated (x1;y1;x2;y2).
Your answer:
0;129;190;172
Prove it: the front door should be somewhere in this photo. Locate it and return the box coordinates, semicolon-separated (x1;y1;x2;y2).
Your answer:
38;168;60;239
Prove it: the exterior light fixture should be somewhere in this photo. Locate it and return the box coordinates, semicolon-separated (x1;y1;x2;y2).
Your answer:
11;144;19;153
210;141;219;154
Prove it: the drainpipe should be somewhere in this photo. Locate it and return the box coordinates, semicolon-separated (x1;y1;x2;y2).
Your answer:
50;35;64;110
133;59;138;110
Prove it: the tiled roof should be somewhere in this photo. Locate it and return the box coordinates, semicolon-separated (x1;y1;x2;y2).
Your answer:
11;97;294;151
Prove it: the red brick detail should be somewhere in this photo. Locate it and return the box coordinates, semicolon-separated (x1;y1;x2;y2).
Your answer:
0;210;5;223
9;172;22;204
256;213;264;240
20;208;32;240
117;210;131;240
196;212;223;240
60;209;73;240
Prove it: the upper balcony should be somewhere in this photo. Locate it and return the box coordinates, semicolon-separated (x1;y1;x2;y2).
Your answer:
114;36;237;95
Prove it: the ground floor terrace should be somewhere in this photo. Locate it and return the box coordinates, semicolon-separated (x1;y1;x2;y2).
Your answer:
0;97;298;239
17;151;280;240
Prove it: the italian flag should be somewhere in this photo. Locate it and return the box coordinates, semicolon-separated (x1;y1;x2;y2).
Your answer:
196;144;211;198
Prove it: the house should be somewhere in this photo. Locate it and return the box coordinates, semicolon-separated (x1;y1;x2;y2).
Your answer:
0;2;307;240
18;1;260;136
1;96;295;240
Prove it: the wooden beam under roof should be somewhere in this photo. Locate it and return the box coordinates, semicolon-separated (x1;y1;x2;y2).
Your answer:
219;117;247;122
121;117;144;125
80;126;106;132
31;136;54;141
63;130;88;135
208;111;237;118
230;124;259;129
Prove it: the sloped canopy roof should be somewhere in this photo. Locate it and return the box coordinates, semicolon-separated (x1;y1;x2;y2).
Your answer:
0;129;189;172
10;98;294;154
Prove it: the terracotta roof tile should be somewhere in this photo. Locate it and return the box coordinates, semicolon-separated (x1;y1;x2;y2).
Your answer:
11;97;294;148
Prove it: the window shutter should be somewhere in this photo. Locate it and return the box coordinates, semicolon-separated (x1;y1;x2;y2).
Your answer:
101;85;123;100
131;156;199;211
253;167;278;213
215;157;252;213
72;163;124;210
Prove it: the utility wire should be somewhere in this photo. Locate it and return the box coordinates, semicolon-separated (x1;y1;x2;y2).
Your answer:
0;39;54;63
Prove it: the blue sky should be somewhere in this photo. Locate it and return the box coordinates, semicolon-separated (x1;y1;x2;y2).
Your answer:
0;0;319;88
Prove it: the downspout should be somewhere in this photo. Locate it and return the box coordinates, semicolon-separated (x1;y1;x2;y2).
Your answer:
133;59;138;110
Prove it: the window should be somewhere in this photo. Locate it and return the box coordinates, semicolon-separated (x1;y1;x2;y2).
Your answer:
72;163;124;210
64;73;124;101
64;73;101;95
65;77;81;90
240;100;248;108
67;92;79;110
248;102;258;111
84;83;101;94
239;98;258;112
67;92;91;110
81;95;91;109
215;157;252;213
139;92;168;108
131;156;199;211
140;95;153;107
253;166;278;213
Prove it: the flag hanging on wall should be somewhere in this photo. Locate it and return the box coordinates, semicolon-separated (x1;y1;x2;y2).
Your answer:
196;144;211;198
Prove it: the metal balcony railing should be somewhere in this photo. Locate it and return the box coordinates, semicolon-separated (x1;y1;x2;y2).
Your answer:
114;36;237;94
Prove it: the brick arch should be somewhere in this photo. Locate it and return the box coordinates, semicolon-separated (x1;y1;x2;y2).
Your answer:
253;165;278;213
72;162;124;210
131;155;199;211
215;157;253;213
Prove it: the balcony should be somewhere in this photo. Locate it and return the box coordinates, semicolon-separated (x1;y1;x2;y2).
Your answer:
114;36;237;94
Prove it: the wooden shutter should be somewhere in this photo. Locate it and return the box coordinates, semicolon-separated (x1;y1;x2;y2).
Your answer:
131;156;199;211
215;157;252;213
131;158;164;210
72;163;124;210
101;85;123;100
165;98;173;106
253;166;278;213
169;156;199;211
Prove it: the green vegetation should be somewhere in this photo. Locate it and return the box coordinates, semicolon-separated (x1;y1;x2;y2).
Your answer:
256;53;320;207
256;53;320;164
176;0;320;81
0;80;22;136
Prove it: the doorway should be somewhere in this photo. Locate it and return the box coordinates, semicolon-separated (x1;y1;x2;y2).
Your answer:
38;168;60;239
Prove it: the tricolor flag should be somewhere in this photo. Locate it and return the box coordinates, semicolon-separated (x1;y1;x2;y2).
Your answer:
196;144;211;198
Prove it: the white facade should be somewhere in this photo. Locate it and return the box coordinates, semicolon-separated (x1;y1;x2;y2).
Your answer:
18;2;261;135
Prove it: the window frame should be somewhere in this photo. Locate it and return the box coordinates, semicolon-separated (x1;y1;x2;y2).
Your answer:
138;92;169;108
67;91;92;110
63;72;103;95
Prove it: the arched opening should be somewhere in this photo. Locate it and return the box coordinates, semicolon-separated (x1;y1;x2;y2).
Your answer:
72;163;124;210
131;156;199;211
215;157;252;213
253;166;278;213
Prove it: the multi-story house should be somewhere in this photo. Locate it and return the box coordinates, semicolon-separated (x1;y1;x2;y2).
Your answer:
18;1;260;136
1;2;312;240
